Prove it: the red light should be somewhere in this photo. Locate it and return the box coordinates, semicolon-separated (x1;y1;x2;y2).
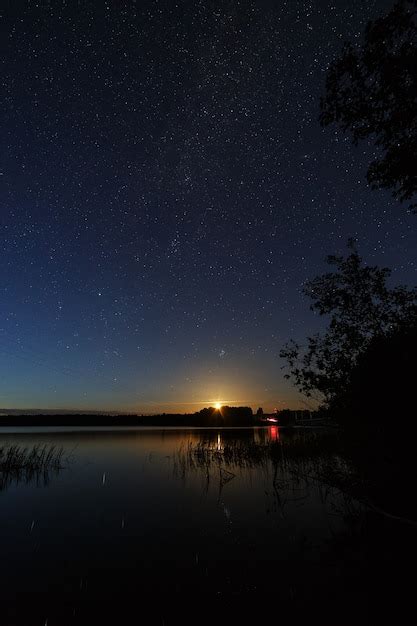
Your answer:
269;425;279;441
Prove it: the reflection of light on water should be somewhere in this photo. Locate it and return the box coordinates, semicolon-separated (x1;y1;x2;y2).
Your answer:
222;503;231;521
269;426;279;441
207;433;223;451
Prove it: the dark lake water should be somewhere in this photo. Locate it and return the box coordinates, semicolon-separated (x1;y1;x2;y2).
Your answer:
0;426;415;624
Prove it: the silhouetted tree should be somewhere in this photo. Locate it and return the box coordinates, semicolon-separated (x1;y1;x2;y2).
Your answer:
320;0;417;210
276;409;295;427
280;240;417;410
342;322;417;427
197;406;253;426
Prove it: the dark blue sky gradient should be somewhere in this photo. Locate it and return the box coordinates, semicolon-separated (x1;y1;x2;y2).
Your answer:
1;0;416;412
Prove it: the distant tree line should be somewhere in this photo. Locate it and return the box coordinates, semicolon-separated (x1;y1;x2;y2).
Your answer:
196;406;254;426
0;407;255;428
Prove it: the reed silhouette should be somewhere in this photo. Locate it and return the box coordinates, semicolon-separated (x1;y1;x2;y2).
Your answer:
0;443;64;491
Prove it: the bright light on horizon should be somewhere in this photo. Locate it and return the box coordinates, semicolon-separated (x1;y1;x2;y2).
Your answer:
214;402;222;410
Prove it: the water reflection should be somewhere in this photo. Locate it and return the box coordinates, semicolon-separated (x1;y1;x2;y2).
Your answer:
269;424;279;441
172;426;361;523
0;426;414;624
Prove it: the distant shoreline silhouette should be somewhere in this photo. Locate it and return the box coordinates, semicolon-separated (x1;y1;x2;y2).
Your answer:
0;406;307;428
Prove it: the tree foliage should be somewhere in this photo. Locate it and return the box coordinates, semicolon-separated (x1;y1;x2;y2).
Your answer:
320;1;417;209
345;323;417;425
280;240;417;409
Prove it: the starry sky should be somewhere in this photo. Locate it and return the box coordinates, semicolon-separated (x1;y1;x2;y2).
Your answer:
1;0;416;413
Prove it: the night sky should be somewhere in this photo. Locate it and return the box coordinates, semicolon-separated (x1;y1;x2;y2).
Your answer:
2;0;416;413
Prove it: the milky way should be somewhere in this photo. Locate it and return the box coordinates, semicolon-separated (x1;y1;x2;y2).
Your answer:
2;0;416;412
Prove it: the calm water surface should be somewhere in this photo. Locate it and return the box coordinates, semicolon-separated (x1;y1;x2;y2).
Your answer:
0;426;414;624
